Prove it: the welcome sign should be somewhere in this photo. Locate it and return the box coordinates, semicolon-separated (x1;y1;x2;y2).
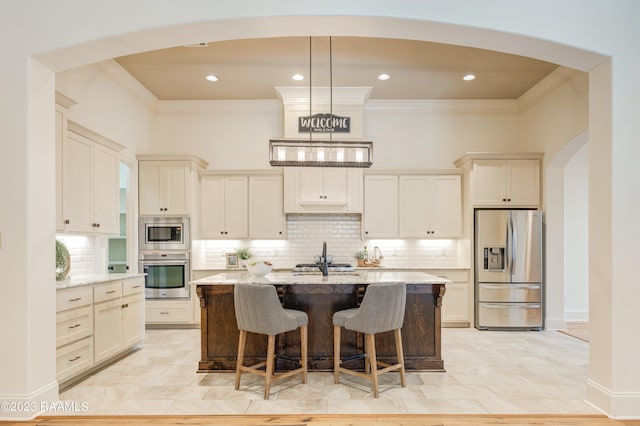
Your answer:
298;113;350;133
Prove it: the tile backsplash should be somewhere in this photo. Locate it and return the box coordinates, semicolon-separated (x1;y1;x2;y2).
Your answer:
192;214;466;270
56;234;107;277
58;215;468;277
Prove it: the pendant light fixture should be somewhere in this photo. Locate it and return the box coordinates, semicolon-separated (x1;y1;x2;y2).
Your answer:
270;37;373;168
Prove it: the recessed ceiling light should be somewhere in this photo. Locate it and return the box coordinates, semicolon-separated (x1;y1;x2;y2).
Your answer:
205;74;219;82
378;73;390;81
463;74;476;81
292;73;304;81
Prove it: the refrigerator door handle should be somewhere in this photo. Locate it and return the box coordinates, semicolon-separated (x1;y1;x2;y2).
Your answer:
483;303;541;309
507;216;513;276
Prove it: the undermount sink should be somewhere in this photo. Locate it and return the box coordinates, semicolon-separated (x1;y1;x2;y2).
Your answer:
292;271;360;276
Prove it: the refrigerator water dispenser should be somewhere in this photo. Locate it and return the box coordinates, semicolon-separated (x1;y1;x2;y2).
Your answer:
483;247;505;271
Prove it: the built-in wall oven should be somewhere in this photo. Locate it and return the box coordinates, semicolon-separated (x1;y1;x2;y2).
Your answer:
139;216;191;299
139;251;190;299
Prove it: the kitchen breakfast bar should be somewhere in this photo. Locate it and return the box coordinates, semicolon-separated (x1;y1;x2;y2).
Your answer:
192;271;448;372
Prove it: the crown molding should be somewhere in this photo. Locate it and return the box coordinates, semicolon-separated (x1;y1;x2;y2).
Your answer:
95;59;158;111
517;66;581;112
155;99;281;115
68;120;125;152
55;91;77;109
365;99;519;114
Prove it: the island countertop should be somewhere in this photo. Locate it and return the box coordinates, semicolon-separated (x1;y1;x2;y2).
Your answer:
190;270;450;286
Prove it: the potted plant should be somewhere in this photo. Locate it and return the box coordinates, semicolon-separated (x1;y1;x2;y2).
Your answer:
56;239;71;281
236;248;253;267
355;250;367;267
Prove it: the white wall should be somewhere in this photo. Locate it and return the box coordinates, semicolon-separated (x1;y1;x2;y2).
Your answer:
154;100;521;170
564;143;589;321
56;60;156;162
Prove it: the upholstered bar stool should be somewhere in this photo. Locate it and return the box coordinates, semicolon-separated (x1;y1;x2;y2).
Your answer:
234;283;308;400
333;282;407;398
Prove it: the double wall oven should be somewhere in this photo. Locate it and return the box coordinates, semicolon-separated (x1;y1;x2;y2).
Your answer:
139;217;191;299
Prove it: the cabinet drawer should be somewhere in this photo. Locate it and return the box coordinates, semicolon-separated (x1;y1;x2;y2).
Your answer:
123;278;144;296
94;281;123;303
478;283;541;302
146;304;191;323
56;336;94;382
56;305;93;348
56;286;93;312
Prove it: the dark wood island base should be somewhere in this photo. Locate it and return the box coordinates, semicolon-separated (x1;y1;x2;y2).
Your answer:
196;280;446;372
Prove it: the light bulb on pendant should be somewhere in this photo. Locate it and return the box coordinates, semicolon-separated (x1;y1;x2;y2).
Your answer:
277;147;286;161
336;148;344;162
298;148;306;162
317;148;325;162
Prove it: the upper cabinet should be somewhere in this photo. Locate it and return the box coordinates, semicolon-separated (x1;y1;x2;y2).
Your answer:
455;153;543;208
200;175;248;239
363;175;398;238
138;155;208;217
362;172;463;239
284;167;363;214
399;175;462;238
58;120;123;235
199;171;285;240
249;175;285;239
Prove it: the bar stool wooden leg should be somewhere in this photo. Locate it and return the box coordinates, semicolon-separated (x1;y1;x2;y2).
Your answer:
264;334;276;400
395;328;406;387
301;325;308;384
333;325;341;384
367;333;379;398
364;333;371;374
235;330;246;390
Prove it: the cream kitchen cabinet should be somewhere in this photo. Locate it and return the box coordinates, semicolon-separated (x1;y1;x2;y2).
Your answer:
56;279;142;376
363;175;398;238
200;176;248;239
145;299;193;324
284;167;363;213
55;286;94;382
399;175;462;238
139;161;190;216
56;277;144;384
59;122;122;235
93;278;145;364
429;269;471;327
472;159;540;207
249;175;285;239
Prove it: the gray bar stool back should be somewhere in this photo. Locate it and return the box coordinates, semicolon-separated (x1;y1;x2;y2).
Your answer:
234;283;308;399
333;282;407;397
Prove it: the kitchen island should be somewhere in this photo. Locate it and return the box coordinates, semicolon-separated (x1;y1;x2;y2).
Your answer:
192;271;448;372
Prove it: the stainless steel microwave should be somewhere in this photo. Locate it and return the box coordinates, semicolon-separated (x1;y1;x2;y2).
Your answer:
139;216;190;251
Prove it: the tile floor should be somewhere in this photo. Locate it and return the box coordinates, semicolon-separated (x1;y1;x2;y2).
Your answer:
52;328;599;416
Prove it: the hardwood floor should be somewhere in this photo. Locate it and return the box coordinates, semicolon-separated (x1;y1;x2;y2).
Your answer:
558;322;589;343
6;414;640;426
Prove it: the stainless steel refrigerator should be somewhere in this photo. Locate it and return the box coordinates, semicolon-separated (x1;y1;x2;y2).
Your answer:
475;209;544;330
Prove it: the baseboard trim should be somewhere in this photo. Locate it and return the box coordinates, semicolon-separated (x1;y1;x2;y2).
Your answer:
544;316;566;330
0;380;59;421
587;378;640;419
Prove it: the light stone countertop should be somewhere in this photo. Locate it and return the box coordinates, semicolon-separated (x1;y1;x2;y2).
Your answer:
56;273;146;290
190;270;450;286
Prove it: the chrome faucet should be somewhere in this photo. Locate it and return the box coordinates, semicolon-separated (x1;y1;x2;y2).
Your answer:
318;241;329;276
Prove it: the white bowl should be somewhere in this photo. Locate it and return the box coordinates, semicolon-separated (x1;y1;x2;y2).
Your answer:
245;261;273;276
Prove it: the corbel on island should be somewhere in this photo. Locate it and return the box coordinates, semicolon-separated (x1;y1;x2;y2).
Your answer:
192;271;448;372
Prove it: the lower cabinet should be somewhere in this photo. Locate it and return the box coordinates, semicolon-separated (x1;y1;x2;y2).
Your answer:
145;299;193;324
56;277;144;384
428;269;471;328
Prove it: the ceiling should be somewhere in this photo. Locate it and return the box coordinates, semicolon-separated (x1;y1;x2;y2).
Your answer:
114;36;560;101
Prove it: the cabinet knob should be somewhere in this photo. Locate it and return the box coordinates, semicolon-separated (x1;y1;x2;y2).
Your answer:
365;231;369;235
64;219;70;225
324;195;328;199
507;198;511;202
502;198;507;202
279;231;282;235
